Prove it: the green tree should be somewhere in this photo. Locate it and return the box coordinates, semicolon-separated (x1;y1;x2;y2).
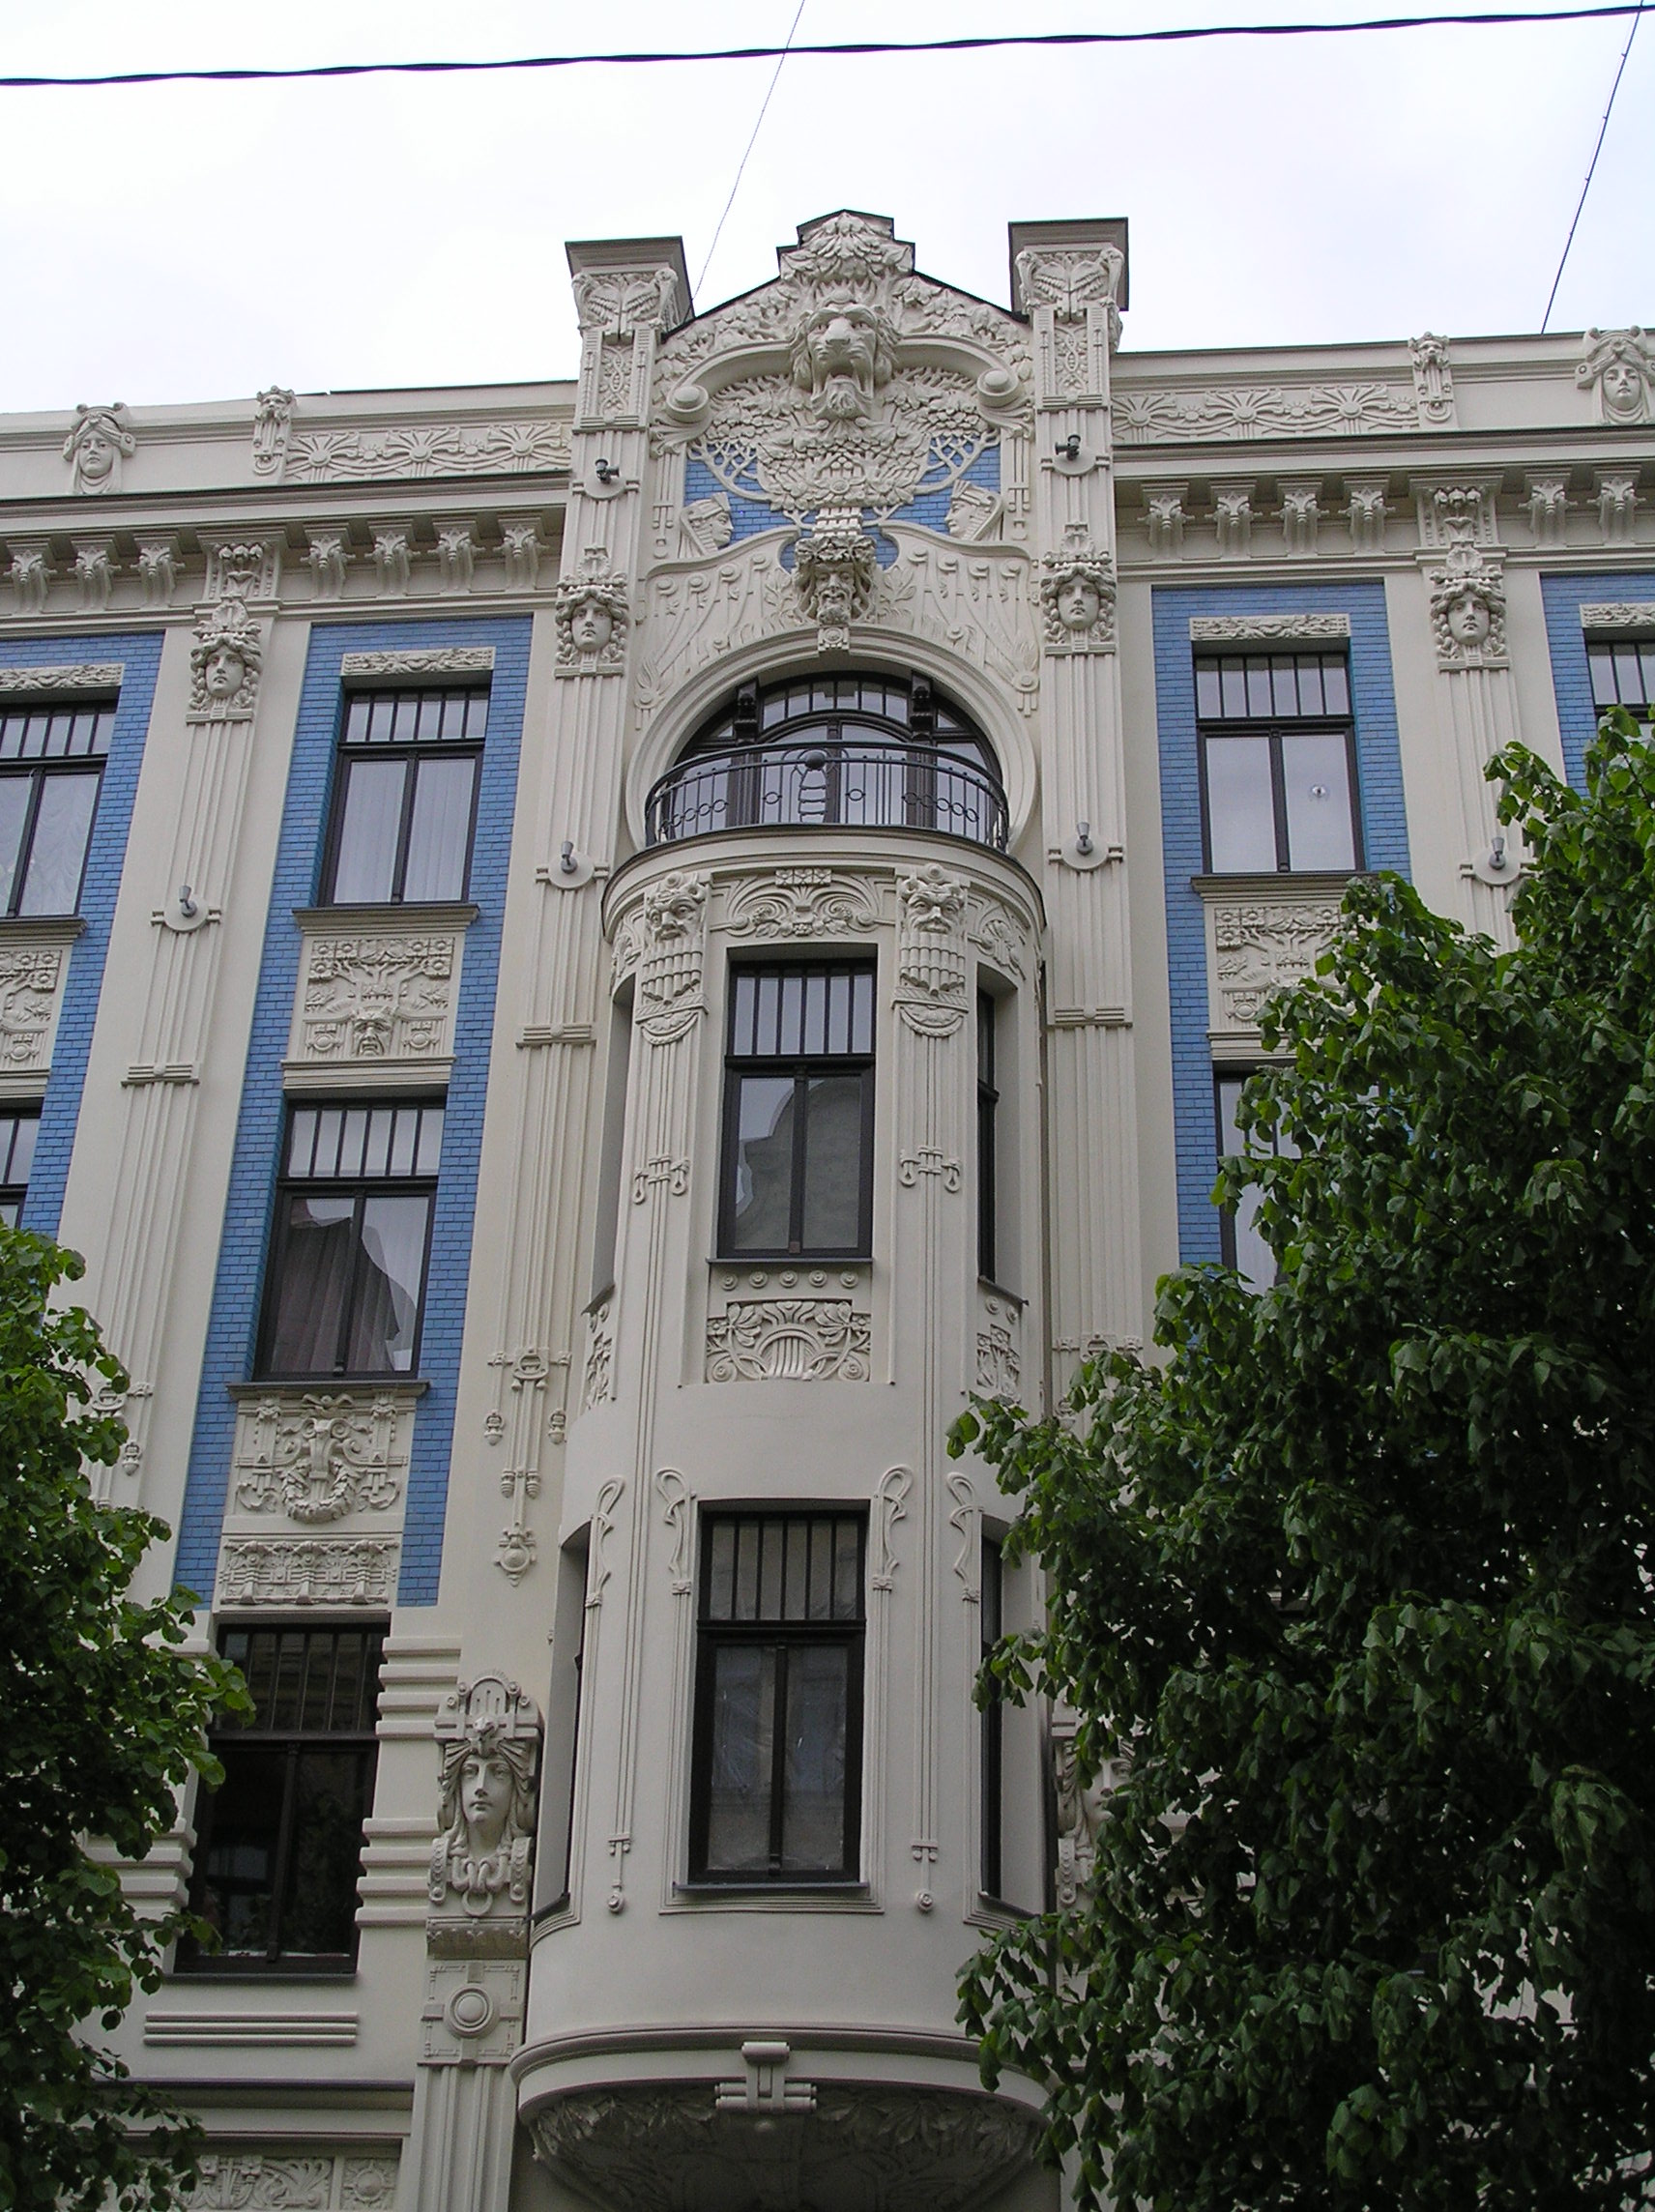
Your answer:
0;1230;244;2211
955;712;1655;2210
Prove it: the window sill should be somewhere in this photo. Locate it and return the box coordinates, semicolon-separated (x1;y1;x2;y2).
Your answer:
1189;870;1363;897
169;1960;359;1981
293;901;479;931
0;913;87;941
229;1376;430;1401
669;1879;879;1914
977;1277;1025;1308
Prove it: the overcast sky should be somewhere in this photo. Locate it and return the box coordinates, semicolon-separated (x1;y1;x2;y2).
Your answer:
0;0;1648;414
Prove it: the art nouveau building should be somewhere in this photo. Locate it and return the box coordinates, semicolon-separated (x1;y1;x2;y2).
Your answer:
3;210;1650;2210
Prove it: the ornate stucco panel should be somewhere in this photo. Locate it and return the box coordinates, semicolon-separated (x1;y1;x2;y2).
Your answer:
286;911;470;1085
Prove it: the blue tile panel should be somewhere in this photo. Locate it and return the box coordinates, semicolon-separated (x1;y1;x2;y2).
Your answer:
683;438;1001;548
1152;583;1410;1266
174;617;529;1608
0;631;161;1239
1539;568;1655;789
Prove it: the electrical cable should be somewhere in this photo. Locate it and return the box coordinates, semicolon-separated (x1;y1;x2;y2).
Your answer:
0;7;1644;93
1540;0;1644;329
697;0;808;297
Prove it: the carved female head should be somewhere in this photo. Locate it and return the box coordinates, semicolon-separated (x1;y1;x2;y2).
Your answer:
1445;589;1493;648
1055;575;1101;634
568;597;614;655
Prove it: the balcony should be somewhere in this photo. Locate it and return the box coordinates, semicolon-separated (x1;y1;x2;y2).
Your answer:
645;740;1008;854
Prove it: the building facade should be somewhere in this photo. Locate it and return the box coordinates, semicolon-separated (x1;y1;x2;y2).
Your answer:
4;209;1651;2210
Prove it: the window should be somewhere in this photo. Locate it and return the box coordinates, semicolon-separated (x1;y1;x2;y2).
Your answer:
689;1512;865;1884
720;964;875;1259
0;697;114;916
259;1101;443;1377
1216;1073;1296;1290
980;1532;1003;1899
182;1623;383;1972
0;1110;39;1226
1588;637;1655;727
323;684;487;906
977;990;998;1282
1196;651;1359;874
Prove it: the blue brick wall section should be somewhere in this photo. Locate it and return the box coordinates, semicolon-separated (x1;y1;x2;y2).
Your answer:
174;617;529;1608
1152;583;1410;1267
1539;568;1655;789
0;631;161;1239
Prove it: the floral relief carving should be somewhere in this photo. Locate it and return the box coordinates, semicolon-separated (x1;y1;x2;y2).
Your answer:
63;404;134;494
584;1302;613;1411
299;933;456;1062
975;1297;1022;1394
553;550;629;674
427;1674;540;1920
1576;327;1655;425
895;863;970;1037
232;1393;407;1524
284;421;570;480
572;266;682;336
187;2155;334;2208
968;892;1029;982
1213;899;1344;1027
723;867;881;940
0;946;64;1070
705;1299;872;1382
339;648;493;678
1114;382;1415;444
217;1536;398;1607
1038;527;1116;652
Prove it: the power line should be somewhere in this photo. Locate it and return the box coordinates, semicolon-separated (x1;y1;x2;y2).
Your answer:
1540;0;1645;330
0;7;1644;92
697;0;808;297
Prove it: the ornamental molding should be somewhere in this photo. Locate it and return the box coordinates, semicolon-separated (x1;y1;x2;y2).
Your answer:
1426;545;1508;666
294;927;459;1066
895;863;970;1037
1525;473;1570;547
1580;602;1655;633
7;544;52;616
217;1535;399;1607
205;538;283;603
1205;889;1345;1035
63;403;134;494
1408;333;1456;427
583;1302;614;1412
136;537;180;607
188;597;264;723
187;2152;399;2210
73;540;116;612
1414;479;1501;550
231;1391;410;1525
0;943;66;1074
280;420;571;482
653;211;1030;525
705;1299;872;1382
975;1294;1022;1395
252;386;295;477
1596;471;1640;546
1015;242;1125;392
612;871;710;1044
1577;327;1655;426
871;1465;913;1592
339;647;495;677
1038;527;1116;652
722;867;882;940
421;1956;525;2064
1188;613;1350;644
1113;381;1416;444
0;662;123;694
427;1674;540;1923
553;549;630;674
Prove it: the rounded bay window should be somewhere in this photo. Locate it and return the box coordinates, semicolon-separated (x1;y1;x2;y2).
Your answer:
644;670;1007;853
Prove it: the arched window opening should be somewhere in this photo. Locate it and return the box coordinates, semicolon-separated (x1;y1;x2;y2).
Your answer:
645;671;1006;853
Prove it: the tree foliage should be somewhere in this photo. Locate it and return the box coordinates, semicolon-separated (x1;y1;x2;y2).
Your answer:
955;713;1655;2210
0;1230;244;2212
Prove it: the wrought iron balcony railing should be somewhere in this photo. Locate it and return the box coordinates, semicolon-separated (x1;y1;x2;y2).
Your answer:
644;741;1008;854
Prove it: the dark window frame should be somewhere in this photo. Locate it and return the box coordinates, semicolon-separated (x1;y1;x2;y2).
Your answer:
0;1108;40;1227
319;684;488;909
179;1621;385;1976
1215;1069;1296;1289
976;988;999;1283
687;1510;866;1887
1588;636;1655;724
717;961;876;1262
980;1530;1003;1900
1195;651;1362;876
256;1099;444;1380
0;696;115;917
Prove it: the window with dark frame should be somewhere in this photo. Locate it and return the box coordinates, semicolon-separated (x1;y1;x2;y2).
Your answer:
720;964;875;1260
1196;651;1360;875
689;1512;865;1885
0;697;114;917
259;1101;443;1378
977;989;998;1283
980;1531;1003;1900
0;1109;40;1227
180;1623;383;1973
1588;637;1655;728
323;684;487;907
1215;1072;1297;1291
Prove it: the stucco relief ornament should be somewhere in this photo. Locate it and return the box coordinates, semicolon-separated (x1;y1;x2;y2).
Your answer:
187;597;263;721
791;508;878;650
251;387;295;477
428;1675;541;1919
234;1393;403;1524
553;551;629;674
1428;545;1507;665
623;872;710;1044
895;863;971;1037
63;404;134;495
1577;328;1655;425
1038;529;1117;653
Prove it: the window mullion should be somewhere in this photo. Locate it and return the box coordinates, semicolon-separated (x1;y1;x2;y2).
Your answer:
789;1069;809;1254
390;757;420;904
1269;731;1292;871
337;1189;370;1374
267;1740;302;1960
10;772;44;917
769;1641;789;1875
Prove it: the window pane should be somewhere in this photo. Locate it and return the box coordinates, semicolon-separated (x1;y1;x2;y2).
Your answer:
709;1521;737;1619
350;1194;431;1373
1205;737;1276;872
1219;1078;1276;1292
800;1075;864;1251
729;1075;796;1251
332;759;406;903
832;1520;860;1619
402;756;477;903
705;1644;775;1873
1245;661;1273;717
18;772;99;914
8;1114;36;1184
780;1644;850;1873
1196;661;1223;719
1320;657;1350;715
267;1195;357;1372
415;1107;444;1178
1282;734;1356;871
193;1742;287;1956
0;777;32;912
277;1746;376;1956
1219;658;1248;718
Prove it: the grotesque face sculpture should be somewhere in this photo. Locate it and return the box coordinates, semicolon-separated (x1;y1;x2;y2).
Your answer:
1446;590;1492;648
1055;575;1101;634
569;598;614;655
793;300;892;426
203;644;246;700
460;1749;514;1855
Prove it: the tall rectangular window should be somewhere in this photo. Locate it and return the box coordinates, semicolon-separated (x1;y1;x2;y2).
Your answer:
259;1100;443;1377
1197;651;1359;875
980;1532;1003;1899
689;1512;865;1884
323;684;487;906
0;1110;40;1226
720;965;875;1259
977;989;999;1282
1216;1072;1297;1291
182;1623;383;1972
1588;637;1655;727
0;697;114;917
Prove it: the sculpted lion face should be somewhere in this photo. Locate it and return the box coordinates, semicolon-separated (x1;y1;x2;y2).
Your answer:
791;300;893;422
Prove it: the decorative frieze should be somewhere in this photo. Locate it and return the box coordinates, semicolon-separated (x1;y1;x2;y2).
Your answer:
1114;381;1415;444
290;923;462;1073
1038;527;1116;652
231;1391;411;1525
1580;602;1655;633
0;937;71;1080
1577;327;1655;426
0;662;124;694
722;867;881;940
282;420;571;481
187;2153;399;2210
1188;612;1350;644
217;1535;399;1607
339;647;494;678
63;403;133;494
705;1298;871;1382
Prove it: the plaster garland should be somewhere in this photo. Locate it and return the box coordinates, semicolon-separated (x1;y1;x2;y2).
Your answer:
217;1535;398;1606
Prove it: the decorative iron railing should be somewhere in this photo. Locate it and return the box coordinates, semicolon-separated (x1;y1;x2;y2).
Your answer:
644;741;1008;853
